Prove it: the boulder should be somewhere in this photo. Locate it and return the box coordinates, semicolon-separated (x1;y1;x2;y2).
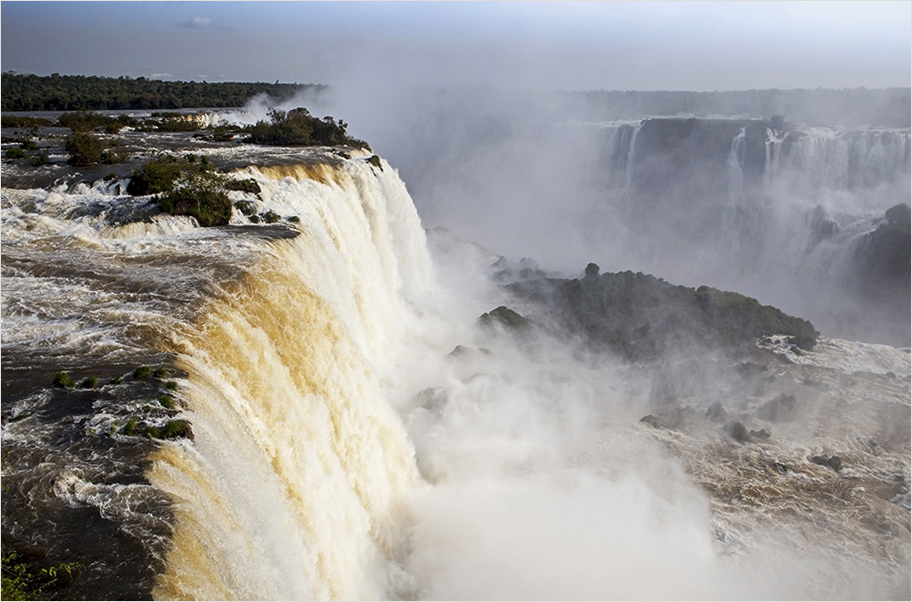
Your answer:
810;455;843;472
639;414;661;428
705;401;728;423
724;421;751;443
855;203;910;284
756;394;798;422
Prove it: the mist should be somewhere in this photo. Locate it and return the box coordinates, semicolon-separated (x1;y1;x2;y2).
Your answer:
224;75;909;348
368;226;906;599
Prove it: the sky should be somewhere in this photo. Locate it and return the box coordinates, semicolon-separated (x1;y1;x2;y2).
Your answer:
1;1;910;91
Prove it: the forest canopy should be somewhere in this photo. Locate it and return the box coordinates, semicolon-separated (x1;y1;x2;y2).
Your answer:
1;72;321;111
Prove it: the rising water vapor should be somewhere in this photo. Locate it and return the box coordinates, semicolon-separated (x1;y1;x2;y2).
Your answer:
288;80;910;346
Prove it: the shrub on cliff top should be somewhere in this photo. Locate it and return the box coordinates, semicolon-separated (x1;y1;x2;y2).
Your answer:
127;153;210;196
245;107;370;149
65;133;128;166
128;154;233;226
158;171;232;227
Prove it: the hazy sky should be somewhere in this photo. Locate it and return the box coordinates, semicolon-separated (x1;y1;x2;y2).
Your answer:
1;1;910;91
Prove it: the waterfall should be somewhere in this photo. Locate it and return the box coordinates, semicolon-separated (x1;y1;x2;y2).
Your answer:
622;122;643;190
1;154;436;599
726;127;746;205
763;127;910;201
145;157;435;599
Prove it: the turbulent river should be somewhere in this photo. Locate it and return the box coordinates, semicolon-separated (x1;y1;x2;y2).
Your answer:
1;145;909;599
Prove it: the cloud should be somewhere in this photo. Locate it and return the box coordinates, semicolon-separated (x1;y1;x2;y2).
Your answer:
149;72;174;80
177;16;229;30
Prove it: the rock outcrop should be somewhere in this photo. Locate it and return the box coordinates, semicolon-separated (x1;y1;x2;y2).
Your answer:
506;266;818;361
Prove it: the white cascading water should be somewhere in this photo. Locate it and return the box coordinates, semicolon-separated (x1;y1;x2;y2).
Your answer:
142;156;435;599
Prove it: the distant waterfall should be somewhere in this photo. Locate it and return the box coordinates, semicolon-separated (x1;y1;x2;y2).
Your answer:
727;127;747;204
758;126;910;197
593;121;644;190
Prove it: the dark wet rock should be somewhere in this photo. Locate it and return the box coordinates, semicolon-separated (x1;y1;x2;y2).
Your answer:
810;454;843;472
749;428;771;440
446;345;492;360
705;401;729;423
724;421;751;443
629;118;771;195
756;393;798;422
448;345;472;358
885;202;911;227
854;203;910;293
505;265;817;361
415;387;448;413
477;306;532;332
233;200;258;216
808;205;840;249
639;414;661;428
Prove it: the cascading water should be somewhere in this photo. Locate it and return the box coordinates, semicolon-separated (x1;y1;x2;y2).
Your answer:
149;158;441;600
1;153;436;599
726;127;747;205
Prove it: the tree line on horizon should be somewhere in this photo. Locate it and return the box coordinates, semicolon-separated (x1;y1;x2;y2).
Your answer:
1;72;322;112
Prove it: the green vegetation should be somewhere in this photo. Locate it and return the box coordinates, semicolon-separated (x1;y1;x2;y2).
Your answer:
5;147;26;159
2;72;318;112
206;124;238;141
245;107;369;149
225;178;261;194
152;367;168;379
367;155;383;170
165;381;179;391
142;419;193;440
29;152;50;167
58;111;124;133
1;115;54;129
79;376;99;389
234;201;257;216
52;372;75;389
64;132;129;166
158;169;232;227
128;154;234;226
695;285;818;350
157;395;176;409
121;418;138;436
127;154;193;195
261;210;281;224
1;552;81;600
133;365;153;380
